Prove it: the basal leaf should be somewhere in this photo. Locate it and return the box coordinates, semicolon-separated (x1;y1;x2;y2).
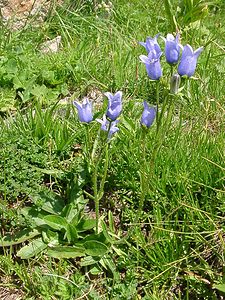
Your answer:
65;224;78;243
84;240;108;257
80;256;100;267
31;190;65;215
43;215;68;230
17;238;47;259
46;246;85;258
77;218;96;232
101;220;115;244
0;229;40;247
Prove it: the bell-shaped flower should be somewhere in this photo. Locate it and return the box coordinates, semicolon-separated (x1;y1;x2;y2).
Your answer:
139;34;162;57
105;91;122;121
141;101;156;128
140;51;162;80
96;115;119;140
73;98;93;123
162;33;182;65
178;44;204;77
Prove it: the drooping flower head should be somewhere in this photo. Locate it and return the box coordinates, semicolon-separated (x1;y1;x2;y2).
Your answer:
178;44;204;77
96;115;119;140
141;101;156;128
162;33;182;65
105;91;122;121
73;98;93;123
139;34;163;80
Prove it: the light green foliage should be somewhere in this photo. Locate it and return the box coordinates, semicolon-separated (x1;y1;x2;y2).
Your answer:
0;0;224;299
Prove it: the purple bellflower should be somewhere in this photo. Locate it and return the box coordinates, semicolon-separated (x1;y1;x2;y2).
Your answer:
139;34;162;56
73;98;93;123
162;33;182;65
139;52;163;80
141;101;156;128
105;91;122;121
96;115;119;140
139;34;163;80
178;44;204;77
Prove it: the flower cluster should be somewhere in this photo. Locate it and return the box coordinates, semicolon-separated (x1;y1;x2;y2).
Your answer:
74;90;156;133
74;91;122;139
96;91;122;139
139;33;203;80
73;33;204;133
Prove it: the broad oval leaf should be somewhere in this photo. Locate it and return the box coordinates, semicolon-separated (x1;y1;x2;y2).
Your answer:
84;240;108;257
43;215;68;230
77;218;96;232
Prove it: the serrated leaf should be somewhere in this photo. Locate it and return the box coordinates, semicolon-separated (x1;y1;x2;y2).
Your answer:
43;215;68;230
0;229;40;247
46;246;85;258
17;238;47;259
84;240;108;257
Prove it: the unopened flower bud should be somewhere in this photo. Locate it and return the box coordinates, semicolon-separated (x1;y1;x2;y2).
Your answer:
170;73;181;94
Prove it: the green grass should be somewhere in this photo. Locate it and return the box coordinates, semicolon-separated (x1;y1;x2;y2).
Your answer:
0;0;225;299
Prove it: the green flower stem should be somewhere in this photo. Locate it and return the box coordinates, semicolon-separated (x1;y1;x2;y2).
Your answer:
92;125;111;234
186;77;191;99
152;94;175;163
137;128;148;219
84;124;91;168
156;80;160;133
93;161;99;234
99;143;109;200
136;128;148;266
